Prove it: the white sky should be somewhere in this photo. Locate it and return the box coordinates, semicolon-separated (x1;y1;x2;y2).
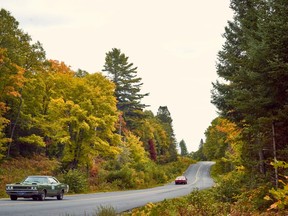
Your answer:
1;0;233;152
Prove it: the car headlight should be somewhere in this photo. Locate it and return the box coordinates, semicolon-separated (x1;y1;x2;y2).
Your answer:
31;186;37;190
6;186;13;190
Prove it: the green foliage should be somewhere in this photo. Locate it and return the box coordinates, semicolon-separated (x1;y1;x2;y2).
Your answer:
213;167;247;203
106;165;136;189
212;0;288;169
156;106;177;162
63;169;88;193
96;157;194;191
0;9;45;69
18;134;46;147
179;139;188;156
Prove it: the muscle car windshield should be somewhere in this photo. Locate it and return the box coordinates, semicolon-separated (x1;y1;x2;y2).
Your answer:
23;177;48;184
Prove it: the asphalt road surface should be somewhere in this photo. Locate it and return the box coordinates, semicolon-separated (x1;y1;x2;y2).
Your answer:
0;161;215;216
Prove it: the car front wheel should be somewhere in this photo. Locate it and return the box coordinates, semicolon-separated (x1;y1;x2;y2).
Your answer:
10;195;17;200
38;191;46;201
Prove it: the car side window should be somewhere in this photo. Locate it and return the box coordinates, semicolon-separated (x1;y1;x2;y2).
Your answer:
38;177;48;184
48;177;58;184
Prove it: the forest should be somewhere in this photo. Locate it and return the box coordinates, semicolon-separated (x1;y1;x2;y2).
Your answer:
0;7;193;197
1;0;288;214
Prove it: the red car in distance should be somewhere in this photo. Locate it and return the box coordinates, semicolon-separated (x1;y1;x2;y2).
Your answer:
175;176;188;185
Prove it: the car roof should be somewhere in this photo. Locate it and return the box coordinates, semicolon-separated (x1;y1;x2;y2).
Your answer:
26;176;52;178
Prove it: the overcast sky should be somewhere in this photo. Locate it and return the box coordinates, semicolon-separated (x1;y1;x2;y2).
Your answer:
1;0;234;152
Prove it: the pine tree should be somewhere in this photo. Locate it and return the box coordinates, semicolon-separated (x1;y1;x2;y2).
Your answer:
156;106;177;162
179;139;188;156
211;0;288;175
102;48;149;130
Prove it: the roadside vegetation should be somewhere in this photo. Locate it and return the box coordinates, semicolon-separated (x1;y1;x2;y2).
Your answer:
0;156;194;198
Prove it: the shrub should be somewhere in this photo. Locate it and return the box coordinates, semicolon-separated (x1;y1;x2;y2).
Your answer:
106;166;136;189
64;169;88;193
130;190;230;216
213;168;246;203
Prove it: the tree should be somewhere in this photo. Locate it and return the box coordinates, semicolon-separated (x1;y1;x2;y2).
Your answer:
0;9;45;157
132;110;169;162
211;0;288;177
122;131;148;165
179;139;188;156
102;48;149;130
148;139;157;161
190;139;207;161
44;65;121;169
156;106;177;162
0;9;45;69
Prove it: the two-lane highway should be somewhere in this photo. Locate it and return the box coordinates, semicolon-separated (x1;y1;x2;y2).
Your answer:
0;161;215;216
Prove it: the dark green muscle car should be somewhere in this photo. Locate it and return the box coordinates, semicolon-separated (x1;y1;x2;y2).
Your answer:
6;175;69;201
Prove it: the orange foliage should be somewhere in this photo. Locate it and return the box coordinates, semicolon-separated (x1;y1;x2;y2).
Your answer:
49;59;74;75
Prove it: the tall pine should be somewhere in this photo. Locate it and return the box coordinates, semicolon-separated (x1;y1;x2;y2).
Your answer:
102;48;149;130
157;106;177;162
212;0;288;176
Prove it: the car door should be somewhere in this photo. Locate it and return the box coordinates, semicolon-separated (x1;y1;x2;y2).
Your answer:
47;177;60;196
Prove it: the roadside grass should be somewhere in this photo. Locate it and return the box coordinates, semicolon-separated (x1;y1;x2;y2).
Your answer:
60;205;117;216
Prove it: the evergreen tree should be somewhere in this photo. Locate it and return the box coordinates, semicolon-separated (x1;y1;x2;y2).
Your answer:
156;106;177;162
179;139;188;156
102;48;149;130
211;0;288;176
190;139;207;161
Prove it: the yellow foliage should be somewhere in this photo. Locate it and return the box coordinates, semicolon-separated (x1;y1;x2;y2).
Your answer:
265;162;288;211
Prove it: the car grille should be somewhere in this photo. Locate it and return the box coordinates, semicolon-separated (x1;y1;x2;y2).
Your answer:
13;186;33;190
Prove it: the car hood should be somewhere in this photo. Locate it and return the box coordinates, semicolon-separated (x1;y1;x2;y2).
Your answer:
6;182;41;186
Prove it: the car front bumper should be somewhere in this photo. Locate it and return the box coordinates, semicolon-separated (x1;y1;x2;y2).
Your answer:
6;190;40;197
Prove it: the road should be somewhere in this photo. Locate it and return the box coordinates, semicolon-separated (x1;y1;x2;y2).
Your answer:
0;161;215;216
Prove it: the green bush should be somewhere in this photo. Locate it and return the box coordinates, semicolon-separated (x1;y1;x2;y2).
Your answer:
213;170;245;203
64;169;88;193
106;166;135;189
